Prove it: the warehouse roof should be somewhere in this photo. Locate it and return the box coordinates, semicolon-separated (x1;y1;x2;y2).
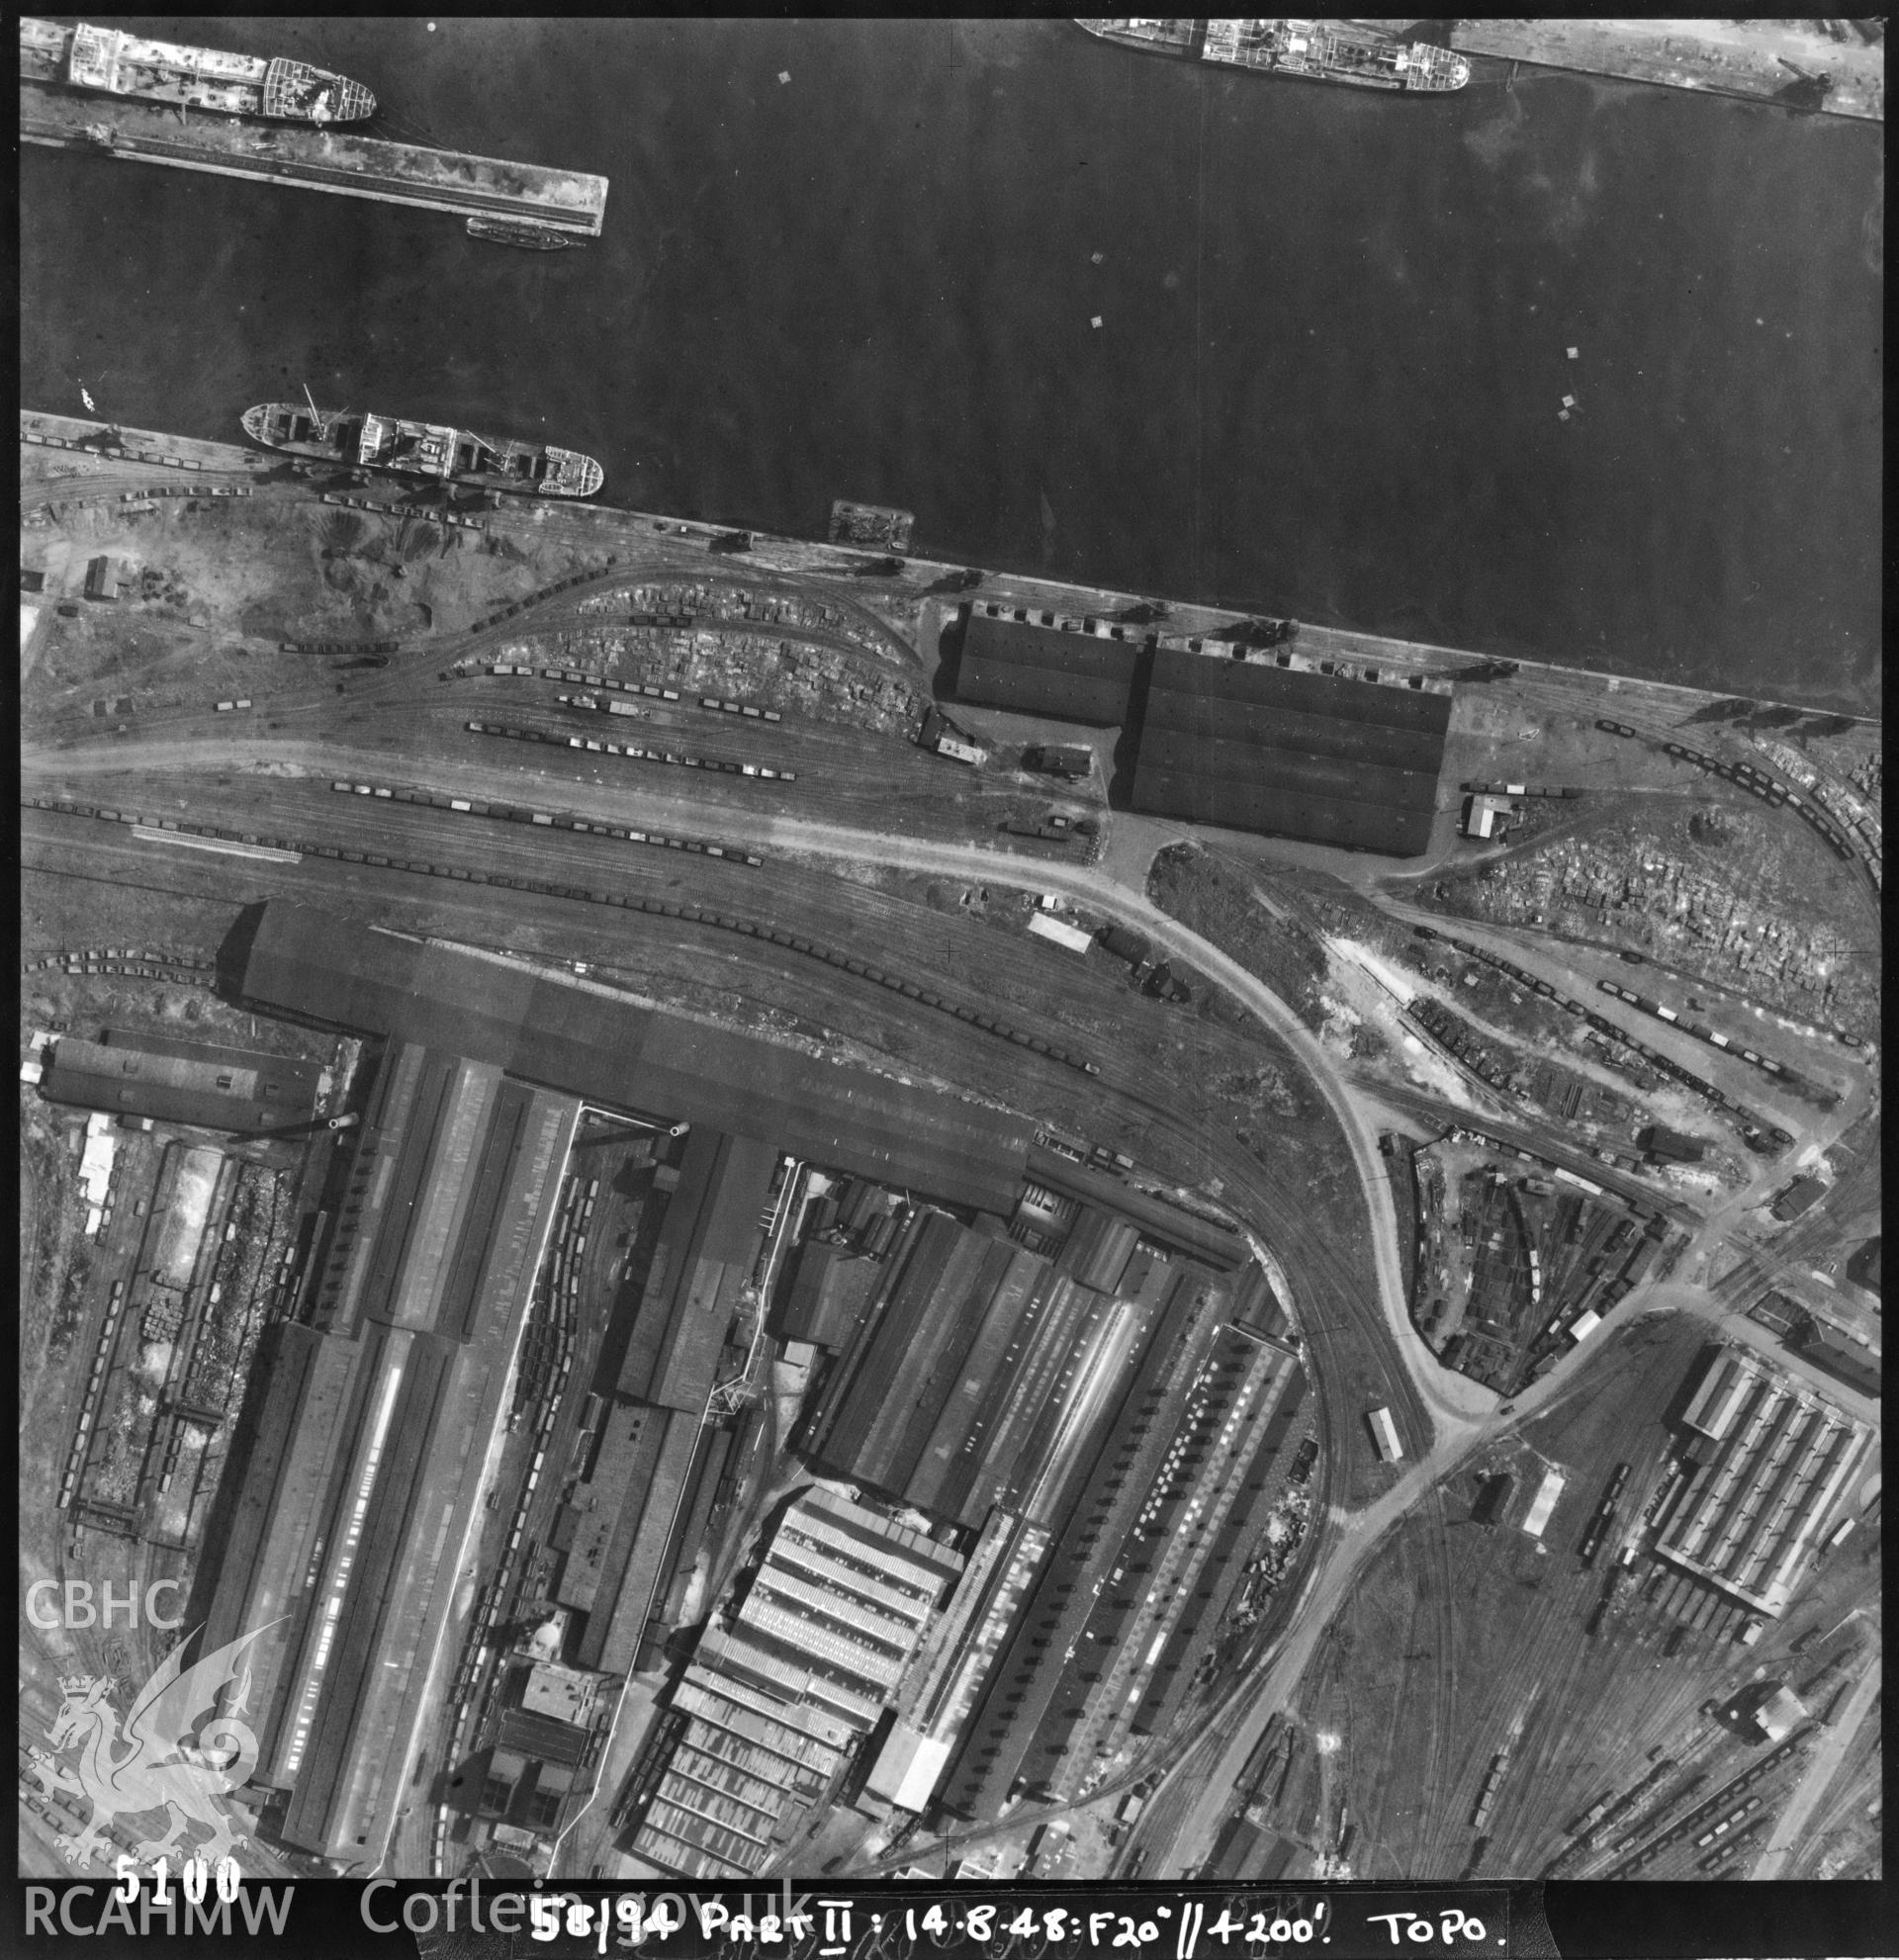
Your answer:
237;904;1030;1214
42;1030;320;1134
1796;1321;1880;1399
1130;649;1449;856
952;608;1141;726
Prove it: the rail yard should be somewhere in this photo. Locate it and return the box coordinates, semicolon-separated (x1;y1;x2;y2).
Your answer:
19;412;1881;1895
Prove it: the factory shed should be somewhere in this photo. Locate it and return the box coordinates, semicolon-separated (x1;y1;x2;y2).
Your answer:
84;554;130;601
1846;1237;1880;1297
1130;649;1450;856
1754;1684;1807;1743
200;1044;580;1865
1795;1321;1880;1400
575;1412;703;1677
952;606;1140;726
1771;1177;1826;1222
617;1127;775;1412
776;1239;883;1349
41;1030;321;1134
557;1400;678;1616
812;1209;1057;1524
237;904;1030;1215
1660;1346;1872;1614
1520;1467;1567;1538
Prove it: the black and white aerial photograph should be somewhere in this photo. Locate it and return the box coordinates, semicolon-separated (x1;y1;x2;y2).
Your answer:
17;17;1883;1956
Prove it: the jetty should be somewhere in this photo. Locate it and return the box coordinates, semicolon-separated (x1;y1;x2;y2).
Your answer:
19;82;608;234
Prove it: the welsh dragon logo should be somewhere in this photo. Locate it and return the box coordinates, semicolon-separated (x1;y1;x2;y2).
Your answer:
28;1623;276;1870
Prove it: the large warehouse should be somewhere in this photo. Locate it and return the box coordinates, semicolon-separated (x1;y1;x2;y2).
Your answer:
935;1274;1300;1820
1661;1345;1873;1615
41;1027;322;1133
624;1488;964;1879
202;1040;579;1862
951;604;1143;726
803;1207;1208;1533
1130;646;1452;855
236;903;1032;1215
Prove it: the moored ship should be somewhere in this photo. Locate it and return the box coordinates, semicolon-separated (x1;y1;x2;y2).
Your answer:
466;216;585;251
20;17;375;123
241;400;603;498
1076;19;1470;91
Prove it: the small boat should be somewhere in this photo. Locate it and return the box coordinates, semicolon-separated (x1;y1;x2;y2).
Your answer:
466;216;585;252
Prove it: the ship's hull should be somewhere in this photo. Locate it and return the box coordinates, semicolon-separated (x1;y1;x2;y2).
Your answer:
1076;19;1470;91
21;18;374;122
242;403;603;498
466;217;584;252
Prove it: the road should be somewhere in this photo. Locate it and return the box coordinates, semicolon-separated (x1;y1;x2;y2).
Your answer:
26;720;1487;1455
1121;1270;1696;1878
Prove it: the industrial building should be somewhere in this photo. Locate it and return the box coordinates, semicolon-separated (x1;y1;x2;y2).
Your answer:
552;1125;769;1680
935;1272;1294;1821
40;1027;323;1133
84;553;131;601
623;1489;963;1879
236;902;1031;1214
1520;1467;1567;1538
1130;647;1451;856
802;1204;1238;1536
1660;1346;1873;1615
1770;1177;1826;1222
951;604;1142;725
201;1039;580;1862
1791;1320;1880;1401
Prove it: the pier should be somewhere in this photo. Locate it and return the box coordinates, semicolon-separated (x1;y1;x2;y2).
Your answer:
19;82;608;234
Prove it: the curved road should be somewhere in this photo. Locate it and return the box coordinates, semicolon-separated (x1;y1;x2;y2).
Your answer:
26;730;1487;1450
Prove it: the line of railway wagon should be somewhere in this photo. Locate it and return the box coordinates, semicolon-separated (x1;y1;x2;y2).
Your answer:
1596;1729;1810;1877
500;660;786;727
450;1172;592;1715
1575;1462;1631;1567
1594;977;1794;1089
1411;924;1792;1151
1597;718;1877;882
19;793;1106;1079
319;782;1102;1073
467;718;797;783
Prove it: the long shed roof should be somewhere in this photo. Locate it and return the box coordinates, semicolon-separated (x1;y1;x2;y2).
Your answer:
952;609;1141;726
238;904;1030;1214
1130;649;1450;856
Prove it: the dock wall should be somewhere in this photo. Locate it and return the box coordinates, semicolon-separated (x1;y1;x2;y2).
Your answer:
20;83;607;233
